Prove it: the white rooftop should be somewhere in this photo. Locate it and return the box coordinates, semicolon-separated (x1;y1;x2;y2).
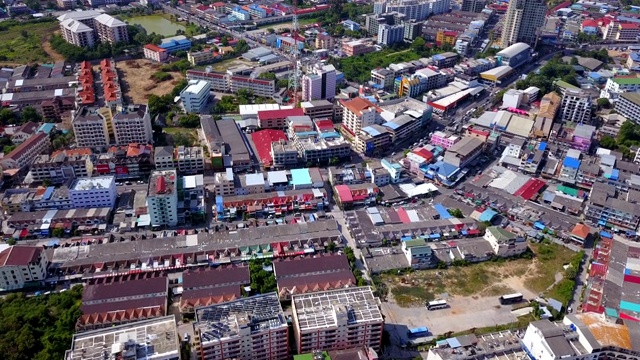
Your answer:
245;173;265;187
57;9;102;22
239;103;280;116
268;170;288;185
183;174;204;189
94;13;126;27
71;176;115;191
183;80;209;95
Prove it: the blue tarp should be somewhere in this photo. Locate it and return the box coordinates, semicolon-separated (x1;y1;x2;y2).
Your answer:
534;222;545;230
539;142;547;151
401;236;413;242
600;231;613;239
430;233;441;239
461;230;468;235
434;203;452;219
446;337;462;348
598;220;606;226
563;157;580;169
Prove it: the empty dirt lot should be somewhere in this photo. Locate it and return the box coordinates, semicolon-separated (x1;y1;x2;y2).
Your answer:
117;59;185;104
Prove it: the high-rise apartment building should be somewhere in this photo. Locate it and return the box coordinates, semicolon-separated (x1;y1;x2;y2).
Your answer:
194;293;289;360
374;0;450;21
378;23;405;45
560;89;592;123
73;105;153;149
461;0;485;13
500;0;546;48
147;170;178;227
72;107;111;149
0;246;49;291
301;64;336;102
60;19;95;48
57;11;129;48
291;287;384;354
180;80;211;113
112;104;153;145
94;14;129;45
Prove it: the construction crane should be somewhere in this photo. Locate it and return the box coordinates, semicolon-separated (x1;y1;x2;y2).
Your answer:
287;0;301;107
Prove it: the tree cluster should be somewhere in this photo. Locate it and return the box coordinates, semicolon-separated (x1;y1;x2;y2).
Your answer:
249;259;277;294
177;114;201;128
516;57;578;95
0;286;83;360
0;106;41;126
599;120;640;160
574;48;611;64
147;79;188;117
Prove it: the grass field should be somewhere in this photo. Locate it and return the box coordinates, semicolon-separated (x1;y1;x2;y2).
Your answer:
384;242;577;307
163;127;200;147
117;59;185;103
0;21;61;64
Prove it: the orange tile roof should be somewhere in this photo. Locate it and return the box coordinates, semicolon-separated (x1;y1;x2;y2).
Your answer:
340;97;381;116
575;313;632;350
571;223;590;239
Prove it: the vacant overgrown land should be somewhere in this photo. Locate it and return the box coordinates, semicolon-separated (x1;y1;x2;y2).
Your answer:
0;20;61;64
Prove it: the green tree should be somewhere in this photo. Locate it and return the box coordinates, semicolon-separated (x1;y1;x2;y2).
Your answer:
0;108;17;125
448;208;464;218
258;72;277;80
597;98;611;109
178;114;201;128
599;135;617;149
266;28;275;34
411;37;426;50
51;228;64;238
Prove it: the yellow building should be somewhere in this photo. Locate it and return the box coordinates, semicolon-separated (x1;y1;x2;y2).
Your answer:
436;31;457;47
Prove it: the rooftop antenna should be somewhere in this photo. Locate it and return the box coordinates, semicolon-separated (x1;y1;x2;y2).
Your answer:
288;0;301;107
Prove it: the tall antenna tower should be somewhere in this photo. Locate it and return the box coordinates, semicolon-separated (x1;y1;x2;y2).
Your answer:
287;0;301;107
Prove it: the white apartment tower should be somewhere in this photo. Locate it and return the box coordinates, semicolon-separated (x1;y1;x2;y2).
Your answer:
147;170;179;227
560;89;592;123
500;0;546;48
60;19;95;48
112;104;153;145
374;0;451;21
57;11;129;48
302;64;336;102
72;107;111;149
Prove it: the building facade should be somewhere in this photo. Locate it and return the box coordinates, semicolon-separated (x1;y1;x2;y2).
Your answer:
147;170;179;227
500;0;546;47
69;176;117;209
0;246;48;291
181;80;211;113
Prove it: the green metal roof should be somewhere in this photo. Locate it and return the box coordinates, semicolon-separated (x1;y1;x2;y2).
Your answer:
613;77;640;85
404;239;427;248
554;80;579;90
487;226;517;242
557;185;579;197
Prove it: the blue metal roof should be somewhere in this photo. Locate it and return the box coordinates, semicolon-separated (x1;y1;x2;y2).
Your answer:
538;142;547;151
446;337;462;348
478;209;497;222
382;121;400;130
362;126;381;136
434;203;452;219
562;157;580;169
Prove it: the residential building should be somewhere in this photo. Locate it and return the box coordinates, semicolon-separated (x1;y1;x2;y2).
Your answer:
378;24;405;46
57;0;75;9
175;146;204;174
77;274;168;330
315;32;334;50
72;107;110;149
301;64;337;101
213;169;235;196
0;246;48;291
187;49;219;66
617;22;640;42
194;293;289;360
340;97;382;140
65;316;180;360
402;239;434;268
258;108;304;130
615;92;640;122
94;14;129;44
143;44;169;62
181;80;211;113
585;182;640;231
0;132;50;170
291;287;384;354
60;19;95;48
443;136;484;168
404;20;422;40
147;170;179;227
41;96;75;120
112;104;153;145
484;226;526;257
93;144;153;179
273;254;355;300
180;266;250;313
69;176;117;209
355;125;393;156
231;6;251;20
154;146;175;170
371;68;396;90
9;122;38;144
30;149;94;184
374;0;451;21
461;0;485;12
381;115;420;143
342;40;376;57
271;141;299;167
560;89;592;123
500;0;546;47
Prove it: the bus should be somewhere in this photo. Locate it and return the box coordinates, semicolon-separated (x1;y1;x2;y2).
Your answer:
407;327;429;338
426;300;449;311
499;293;524;305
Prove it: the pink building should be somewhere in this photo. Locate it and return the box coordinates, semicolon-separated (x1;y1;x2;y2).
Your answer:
430;131;460;149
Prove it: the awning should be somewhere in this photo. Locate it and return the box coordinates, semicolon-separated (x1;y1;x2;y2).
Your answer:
430;233;441;239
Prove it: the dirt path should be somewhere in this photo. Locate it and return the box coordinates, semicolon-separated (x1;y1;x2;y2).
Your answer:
42;36;65;62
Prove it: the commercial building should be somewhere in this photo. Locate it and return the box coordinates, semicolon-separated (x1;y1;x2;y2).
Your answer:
500;0;546;47
147;170;179;227
159;35;192;54
112;104;153;145
93;144;154;179
291;287;384;354
200;117;256;171
30;149;94;184
65;316;180;360
302;64;336;102
154;146;175;170
194;293;289;360
371;68;396;90
181;80;211;113
340;97;382;140
0;132;50;170
175;146;205;174
301;100;335;120
484;226;526;257
258;108;304;130
560;89;592;123
585;182;640;231
430;131;460;149
187;49;219;66
378;23;405;46
443;136;484;168
143;43;169;62
186;70;276;98
0;245;48;291
615;92;640;122
180;265;250;313
342;40;376;57
69;176;117;209
77;273;168;330
496;42;531;68
601;76;640;101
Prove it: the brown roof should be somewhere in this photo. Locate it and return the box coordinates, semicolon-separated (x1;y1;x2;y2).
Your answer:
273;254;351;278
14;121;38;135
180;284;241;310
5;132;48;161
83;273;168;302
538;92;561;119
182;265;250;289
277;270;356;298
0;245;43;266
340;97;381;116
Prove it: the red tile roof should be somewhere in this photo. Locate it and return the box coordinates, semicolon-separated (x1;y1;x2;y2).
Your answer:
144;43;166;52
257;108;304;121
620;22;640;29
571;223;591;240
314;119;334;132
340;97;381;116
0;245;43;266
250;129;287;166
582;19;599;28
